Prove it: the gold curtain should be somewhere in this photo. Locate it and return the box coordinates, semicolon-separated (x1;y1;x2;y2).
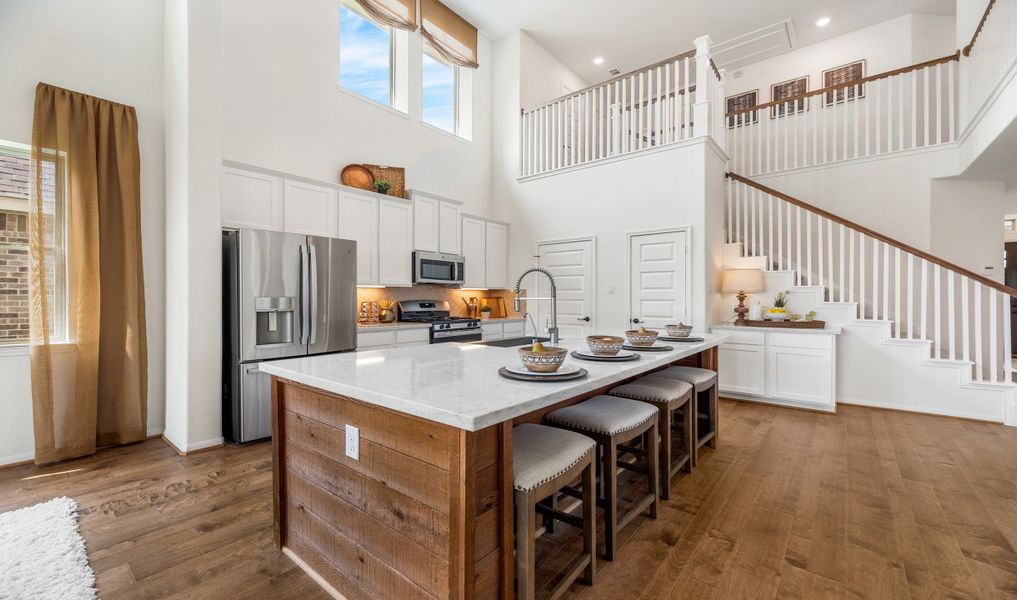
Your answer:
351;0;417;31
420;0;479;69
30;83;148;465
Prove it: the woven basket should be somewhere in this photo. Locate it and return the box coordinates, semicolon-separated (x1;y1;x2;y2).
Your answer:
742;319;826;329
363;164;406;198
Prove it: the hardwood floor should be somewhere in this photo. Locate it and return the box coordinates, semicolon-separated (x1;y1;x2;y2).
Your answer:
2;400;1017;599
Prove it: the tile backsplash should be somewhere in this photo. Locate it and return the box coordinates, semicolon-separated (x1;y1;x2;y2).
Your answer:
356;285;526;319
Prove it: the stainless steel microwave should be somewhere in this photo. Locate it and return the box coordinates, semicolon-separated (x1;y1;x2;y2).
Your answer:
413;251;465;285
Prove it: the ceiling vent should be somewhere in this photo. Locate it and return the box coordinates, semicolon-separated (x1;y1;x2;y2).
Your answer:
608;68;621;76
712;19;796;71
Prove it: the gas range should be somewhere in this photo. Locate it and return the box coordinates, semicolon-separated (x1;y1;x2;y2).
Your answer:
397;300;482;344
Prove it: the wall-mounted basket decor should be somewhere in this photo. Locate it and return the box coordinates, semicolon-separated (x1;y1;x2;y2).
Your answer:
362;164;406;198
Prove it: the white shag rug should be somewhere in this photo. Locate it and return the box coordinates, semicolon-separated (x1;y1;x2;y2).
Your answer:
0;497;97;600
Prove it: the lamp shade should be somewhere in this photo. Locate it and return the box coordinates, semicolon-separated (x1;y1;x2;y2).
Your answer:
721;269;765;293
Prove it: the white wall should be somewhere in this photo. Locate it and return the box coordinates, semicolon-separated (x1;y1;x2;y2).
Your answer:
220;0;494;216
930;179;1006;281
726;14;956;106
0;0;166;464
519;32;589;110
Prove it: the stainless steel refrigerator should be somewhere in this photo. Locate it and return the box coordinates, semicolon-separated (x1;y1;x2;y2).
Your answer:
222;228;357;442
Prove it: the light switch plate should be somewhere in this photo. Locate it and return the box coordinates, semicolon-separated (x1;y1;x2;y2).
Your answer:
345;425;359;461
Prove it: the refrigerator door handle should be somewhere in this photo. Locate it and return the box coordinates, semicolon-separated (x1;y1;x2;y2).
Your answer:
309;243;319;345
300;244;310;345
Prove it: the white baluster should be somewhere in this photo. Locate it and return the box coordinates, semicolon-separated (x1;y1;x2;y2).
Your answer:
934;265;942;357
894;248;901;337
818;216;825;288
844;224;851;303
948;60;956;142
1005;291;1013;383
990;289;998;382
797;207;803;285
975;280;983;381
882;242;890;322
768;194;774;269
872;238;880;319
859;232;866;318
806;211;813;286
962;277;970;363
948;271;956;360
828;220;834;299
935;62;943;145
876;77;883;154
853;82;860;158
907;254;914;338
920;259;928;340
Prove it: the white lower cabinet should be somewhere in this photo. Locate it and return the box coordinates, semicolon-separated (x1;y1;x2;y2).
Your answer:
714;326;838;411
357;327;430;350
481;320;525;341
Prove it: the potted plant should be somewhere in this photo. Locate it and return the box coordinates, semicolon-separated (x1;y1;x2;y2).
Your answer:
479;305;492;320
373;180;391;195
767;290;791;321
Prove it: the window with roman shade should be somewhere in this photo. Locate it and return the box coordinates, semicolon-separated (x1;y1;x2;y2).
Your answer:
348;0;416;31
420;0;479;69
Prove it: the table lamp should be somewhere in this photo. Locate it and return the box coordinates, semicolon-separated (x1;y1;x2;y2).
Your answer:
721;269;765;325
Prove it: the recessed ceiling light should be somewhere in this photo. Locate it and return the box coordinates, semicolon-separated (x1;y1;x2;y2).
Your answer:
593;56;604;65
815;17;831;27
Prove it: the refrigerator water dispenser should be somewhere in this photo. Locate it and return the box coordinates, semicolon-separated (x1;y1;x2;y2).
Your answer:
255;296;295;345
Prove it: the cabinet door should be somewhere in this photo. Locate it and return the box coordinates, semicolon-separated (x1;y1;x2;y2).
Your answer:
766;346;834;407
481;323;504;341
461;216;487;289
222;167;283;231
378;198;413;286
438;201;461;254
718;343;765;396
338;193;378;285
283;179;338;237
484;221;508;289
413;195;439;252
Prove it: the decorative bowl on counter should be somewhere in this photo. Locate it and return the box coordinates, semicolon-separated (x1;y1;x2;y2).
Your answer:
624;329;659;347
665;323;693;338
517;344;568;373
586;335;625;356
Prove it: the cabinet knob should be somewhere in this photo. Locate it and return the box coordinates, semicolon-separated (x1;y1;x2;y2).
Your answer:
577;316;591;322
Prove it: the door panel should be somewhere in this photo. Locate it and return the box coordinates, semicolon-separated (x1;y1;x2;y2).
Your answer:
238;229;307;361
240;364;272;442
308;236;357;355
535;239;595;340
338;193;378;285
629;230;688;329
378;198;413;286
283;180;337;237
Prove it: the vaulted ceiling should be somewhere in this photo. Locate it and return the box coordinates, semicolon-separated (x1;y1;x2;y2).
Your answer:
445;0;956;83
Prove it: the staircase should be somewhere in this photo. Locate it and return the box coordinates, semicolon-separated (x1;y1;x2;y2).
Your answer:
723;174;1017;425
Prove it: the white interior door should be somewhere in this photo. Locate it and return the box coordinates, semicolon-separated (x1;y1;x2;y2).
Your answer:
534;238;595;341
629;230;689;329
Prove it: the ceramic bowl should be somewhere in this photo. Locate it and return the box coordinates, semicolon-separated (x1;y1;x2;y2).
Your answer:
517;345;568;373
766;312;789;322
665;323;693;338
624;329;659;347
586;335;625;356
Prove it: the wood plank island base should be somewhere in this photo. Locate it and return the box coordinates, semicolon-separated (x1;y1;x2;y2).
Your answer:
259;334;725;600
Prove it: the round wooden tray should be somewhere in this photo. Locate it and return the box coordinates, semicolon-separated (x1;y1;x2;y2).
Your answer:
340;164;375;191
570;350;640;362
622;344;673;352
498;366;588;382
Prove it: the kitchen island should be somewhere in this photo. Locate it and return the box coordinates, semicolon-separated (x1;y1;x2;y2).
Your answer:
259;333;725;600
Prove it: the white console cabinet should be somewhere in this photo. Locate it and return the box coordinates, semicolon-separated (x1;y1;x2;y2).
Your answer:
712;325;840;412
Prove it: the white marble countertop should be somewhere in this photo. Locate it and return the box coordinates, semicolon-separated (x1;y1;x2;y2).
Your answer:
712;323;842;335
357;322;431;332
260;331;727;431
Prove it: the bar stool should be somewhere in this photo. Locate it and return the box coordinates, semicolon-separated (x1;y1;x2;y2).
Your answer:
608;375;694;500
652;366;718;464
544;395;659;561
512;423;597;600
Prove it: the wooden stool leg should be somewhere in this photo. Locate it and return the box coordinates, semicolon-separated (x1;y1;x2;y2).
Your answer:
581;457;597;585
708;385;719;448
690;397;699;467
682;399;693;473
602;439;618;561
515;491;535;600
646;423;660;519
541;495;557;534
658;410;672;500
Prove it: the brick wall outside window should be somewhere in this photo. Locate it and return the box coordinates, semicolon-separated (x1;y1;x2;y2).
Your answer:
0;210;29;341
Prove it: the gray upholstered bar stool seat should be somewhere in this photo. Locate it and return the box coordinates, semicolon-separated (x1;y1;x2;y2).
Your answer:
512;423;597;600
544;395;660;561
608;374;694;500
652;366;719;464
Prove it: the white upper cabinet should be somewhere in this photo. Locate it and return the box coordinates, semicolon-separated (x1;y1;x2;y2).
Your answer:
378;197;413;286
438;201;461;254
222;166;283;231
412;193;439;252
461;216;486;288
337;192;379;285
283;179;338;237
411;191;462;255
484;221;508;289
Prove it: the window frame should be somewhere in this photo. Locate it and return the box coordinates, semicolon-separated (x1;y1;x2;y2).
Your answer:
338;0;410;115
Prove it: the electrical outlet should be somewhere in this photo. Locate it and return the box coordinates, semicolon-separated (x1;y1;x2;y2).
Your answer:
607;285;616;294
345;425;359;461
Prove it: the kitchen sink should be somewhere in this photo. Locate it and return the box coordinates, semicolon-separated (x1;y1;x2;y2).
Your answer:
473;336;550;348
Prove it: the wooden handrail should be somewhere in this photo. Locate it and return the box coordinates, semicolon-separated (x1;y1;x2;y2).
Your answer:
725;172;1017;298
963;0;997;56
726;52;960;117
523;49;697;113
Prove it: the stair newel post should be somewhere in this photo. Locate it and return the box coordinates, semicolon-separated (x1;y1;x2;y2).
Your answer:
716;68;728;153
692;34;713;140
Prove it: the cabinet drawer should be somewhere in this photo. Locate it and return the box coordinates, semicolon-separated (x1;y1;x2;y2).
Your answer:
722;330;765;345
768;332;833;350
358;330;396;349
502;321;524;337
395;328;430;345
481;323;503;340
